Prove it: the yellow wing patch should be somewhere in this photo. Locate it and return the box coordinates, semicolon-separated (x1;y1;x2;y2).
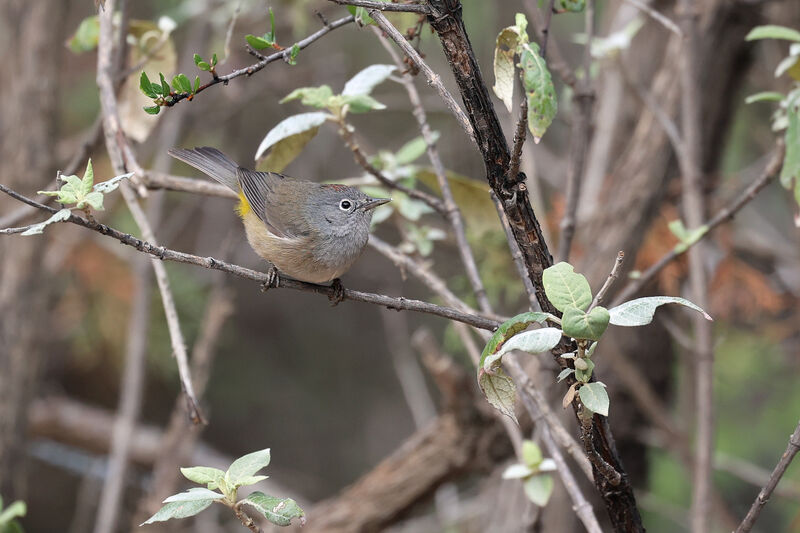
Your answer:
235;190;251;219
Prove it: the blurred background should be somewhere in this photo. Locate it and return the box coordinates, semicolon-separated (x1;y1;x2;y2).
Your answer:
1;0;799;531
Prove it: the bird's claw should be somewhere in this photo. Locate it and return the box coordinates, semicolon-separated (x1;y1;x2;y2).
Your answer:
261;266;280;293
328;278;345;306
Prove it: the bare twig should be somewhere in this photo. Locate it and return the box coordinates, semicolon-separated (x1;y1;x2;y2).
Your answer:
329;0;430;13
0;184;499;332
337;121;446;214
368;10;475;144
677;1;713;530
556;0;595;262
523;0;577;88
372;27;491;313
612;143;785;305
588;251;624;311
142;170;237;198
622;0;682;37
735;419;800;532
540;0;558;59
161;15;355;108
508;98;528;185
491;192;538;307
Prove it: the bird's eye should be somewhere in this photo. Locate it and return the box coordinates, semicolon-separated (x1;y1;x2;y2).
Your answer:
339;199;352;211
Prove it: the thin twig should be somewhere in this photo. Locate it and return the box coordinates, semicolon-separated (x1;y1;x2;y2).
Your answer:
329;0;430;13
540;0;558;59
588;251;624;311
161;15;355;108
221;2;242;65
612;143;785;306
368;10;476;144
678;1;713;530
372;27;491;313
523;0;577;88
0;184;499;331
337;121;446;214
508;98;528;185
556;0;595;262
623;0;683;37
491;192;538;307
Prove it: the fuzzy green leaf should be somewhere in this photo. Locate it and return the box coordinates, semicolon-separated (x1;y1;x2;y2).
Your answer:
255;112;328;171
493;13;529;112
288;44;300;66
0;500;26;524
246;34;271;50
180;466;225;489
67;16;100;53
558;0;585;12
478;368;517;422
562;306;609;341
341;94;386;113
226;449;271;487
478;312;552;373
781;108;800;207
342;64;395;96
80;160;94;197
163;488;225;503
281;85;334;108
140;71;158;98
159;72;170;96
140;500;213;525
578;382;609;416
482;327;562;372
542;262;592;312
240;492;305;527
557;368;574;382
521;440;543;468
745;91;785;104
394;133;439;165
608;296;712;326
520;43;557;142
523;475;554;506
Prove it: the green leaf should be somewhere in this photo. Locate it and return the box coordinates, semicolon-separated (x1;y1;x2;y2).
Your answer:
172;73;192;94
342;64;396;96
212;53;218;66
558;0;585;12
80;160;94;197
523;474;554;506
67;15;100;53
668;219;708;252
21;209;72;236
240;492;305;527
394;133;439;165
478;312;553;373
180;466;225;489
280;85;334;108
196;61;211;71
562;306;610;341
745;25;800;43
140;500;214;525
267;7;276;41
502;463;535;479
781;108;800;207
82;191;105;211
557;368;574;382
745;91;785;104
226;449;271;486
542;262;592;312
194;76;201;93
478;368;517;422
288;44;300;66
521;440;543;469
159;72;170;96
255;112;328;171
0;501;26;524
578;382;609;416
163;488;225;503
234;475;269;487
143;105;160;115
193;53;204;66
246;34;271;50
608;296;712;326
520;43;557;142
341;94;386;113
493;23;524;112
140;71;158;98
482;327;562;372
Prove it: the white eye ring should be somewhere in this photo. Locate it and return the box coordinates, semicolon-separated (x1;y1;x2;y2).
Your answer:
339;199;353;211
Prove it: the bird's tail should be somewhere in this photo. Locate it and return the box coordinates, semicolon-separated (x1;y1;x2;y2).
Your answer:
168;147;240;192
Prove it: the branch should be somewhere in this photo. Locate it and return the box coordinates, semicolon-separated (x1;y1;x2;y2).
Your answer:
0;184;500;332
161;15;355;108
588;251;624;311
508;98;528;187
368;10;475;144
622;0;683;37
612;143;785;306
372;26;491;313
329;0;430;13
539;0;558;59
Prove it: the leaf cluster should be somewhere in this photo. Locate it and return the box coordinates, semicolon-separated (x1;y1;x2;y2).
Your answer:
502;440;557;507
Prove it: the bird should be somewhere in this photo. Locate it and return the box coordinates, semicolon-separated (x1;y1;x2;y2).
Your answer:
169;147;390;294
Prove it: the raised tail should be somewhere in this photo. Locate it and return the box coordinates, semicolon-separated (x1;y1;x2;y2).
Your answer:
168;147;240;192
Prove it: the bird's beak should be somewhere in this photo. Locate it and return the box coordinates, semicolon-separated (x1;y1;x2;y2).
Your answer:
360;197;391;211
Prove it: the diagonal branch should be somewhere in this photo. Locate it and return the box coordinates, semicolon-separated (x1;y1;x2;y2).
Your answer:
329;0;430;13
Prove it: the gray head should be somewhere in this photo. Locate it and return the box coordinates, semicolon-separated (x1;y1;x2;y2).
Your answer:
303;184;390;237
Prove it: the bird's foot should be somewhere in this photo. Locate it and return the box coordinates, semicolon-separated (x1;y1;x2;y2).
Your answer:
328;278;345;306
260;266;280;293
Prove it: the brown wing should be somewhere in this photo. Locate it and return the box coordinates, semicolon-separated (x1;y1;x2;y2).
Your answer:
236;168;311;239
